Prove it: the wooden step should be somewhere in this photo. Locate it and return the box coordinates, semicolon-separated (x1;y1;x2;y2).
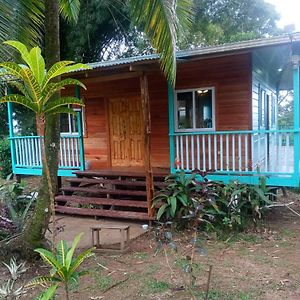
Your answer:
55;205;152;220
66;177;168;188
74;170;167;180
66;177;147;187
60;186;147;196
55;195;148;208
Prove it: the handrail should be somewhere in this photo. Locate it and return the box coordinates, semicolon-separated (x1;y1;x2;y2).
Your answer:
170;128;299;136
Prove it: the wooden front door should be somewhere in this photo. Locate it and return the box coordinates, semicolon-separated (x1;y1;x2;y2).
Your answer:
108;96;144;167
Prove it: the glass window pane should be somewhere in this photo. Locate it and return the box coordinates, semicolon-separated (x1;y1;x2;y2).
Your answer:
60;113;70;133
177;92;193;129
195;89;213;128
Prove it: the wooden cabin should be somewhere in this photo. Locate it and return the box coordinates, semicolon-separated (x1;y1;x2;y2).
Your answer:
7;33;300;219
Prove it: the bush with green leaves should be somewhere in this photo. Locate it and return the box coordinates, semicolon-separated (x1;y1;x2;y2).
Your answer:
0;138;12;179
27;233;94;300
153;170;273;231
152;171;196;221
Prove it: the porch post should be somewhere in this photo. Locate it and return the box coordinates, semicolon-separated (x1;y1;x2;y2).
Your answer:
6;88;16;174
168;82;175;173
75;86;85;171
293;63;300;179
140;73;154;218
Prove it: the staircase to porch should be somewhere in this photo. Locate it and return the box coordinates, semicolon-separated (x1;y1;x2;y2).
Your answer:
55;169;168;220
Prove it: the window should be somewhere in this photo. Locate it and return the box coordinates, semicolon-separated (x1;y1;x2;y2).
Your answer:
60;106;85;135
175;88;215;131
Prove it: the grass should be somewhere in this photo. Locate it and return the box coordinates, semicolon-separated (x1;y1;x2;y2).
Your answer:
143;279;170;294
195;290;254;300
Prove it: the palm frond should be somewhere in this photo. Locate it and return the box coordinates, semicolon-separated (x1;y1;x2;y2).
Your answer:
43;61;89;87
130;0;177;84
59;0;80;23
42;78;86;104
46;107;76;116
0;0;44;61
44;97;84;114
0;94;38;112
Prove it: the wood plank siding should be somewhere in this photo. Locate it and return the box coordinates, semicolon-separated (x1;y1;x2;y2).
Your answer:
68;53;252;170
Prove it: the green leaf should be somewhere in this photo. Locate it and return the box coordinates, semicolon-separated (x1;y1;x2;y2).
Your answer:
66;233;83;269
43;61;90;87
35;284;59;300
59;0;80;23
69;247;95;275
26;276;60;287
42;78;86;105
34;249;65;279
157;203;168;220
44;97;84;114
0;94;38;112
170;196;177;217
46;107;76;116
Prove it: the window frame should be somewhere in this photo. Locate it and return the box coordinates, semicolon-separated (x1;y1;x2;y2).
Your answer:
174;87;216;132
60;106;85;136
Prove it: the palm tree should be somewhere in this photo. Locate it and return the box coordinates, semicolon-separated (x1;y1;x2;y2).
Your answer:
0;0;192;254
0;41;90;250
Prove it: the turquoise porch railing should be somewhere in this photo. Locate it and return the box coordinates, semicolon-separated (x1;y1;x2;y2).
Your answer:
10;133;85;177
169;129;299;187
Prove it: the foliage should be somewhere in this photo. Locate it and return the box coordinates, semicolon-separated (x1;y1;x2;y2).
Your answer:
0;180;37;239
152;171;196;221
200;177;273;231
27;233;95;300
0;257;27;298
154;171;273;231
0;139;11;179
178;0;282;49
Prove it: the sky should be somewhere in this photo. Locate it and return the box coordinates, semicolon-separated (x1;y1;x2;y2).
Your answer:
266;0;300;31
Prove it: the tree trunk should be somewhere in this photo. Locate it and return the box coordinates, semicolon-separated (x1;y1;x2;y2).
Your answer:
20;0;61;252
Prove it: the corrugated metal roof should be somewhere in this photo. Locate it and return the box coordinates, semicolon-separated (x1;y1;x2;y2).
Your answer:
78;33;300;72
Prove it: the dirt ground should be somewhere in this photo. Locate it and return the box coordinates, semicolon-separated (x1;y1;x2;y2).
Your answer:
1;189;300;299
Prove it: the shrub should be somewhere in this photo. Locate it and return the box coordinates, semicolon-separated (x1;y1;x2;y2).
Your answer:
0;138;12;179
154;171;273;231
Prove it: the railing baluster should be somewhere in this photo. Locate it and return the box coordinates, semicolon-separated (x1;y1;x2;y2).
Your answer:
202;135;206;171
232;134;235;171
226;134;229;171
220;135;223;171
180;135;184;170
208;134;212;170
238;134;242;172
278;133;282;173
191;135;195;170
185;135;189;170
214;134;217;170
71;137;75;167
176;136;179;170
245;134;248;172
15;140;19;166
197;135;200;170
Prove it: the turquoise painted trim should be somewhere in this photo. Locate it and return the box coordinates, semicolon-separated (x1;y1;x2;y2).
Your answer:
7;101;17;174
293;65;300;181
13;167;77;177
168;82;175;173
75;85;85;171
